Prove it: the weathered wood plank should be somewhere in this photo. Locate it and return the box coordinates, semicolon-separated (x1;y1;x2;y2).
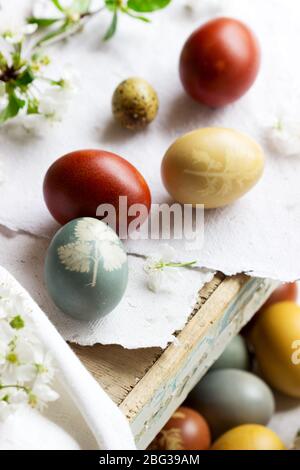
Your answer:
72;273;224;405
72;274;278;449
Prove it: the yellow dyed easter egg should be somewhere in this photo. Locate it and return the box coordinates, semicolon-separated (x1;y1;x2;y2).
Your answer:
211;425;285;450
161;127;264;209
249;301;300;398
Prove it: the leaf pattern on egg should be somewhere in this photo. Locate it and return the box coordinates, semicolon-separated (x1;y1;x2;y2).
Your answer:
156;428;184;450
58;242;92;273
184;147;260;198
57;219;127;287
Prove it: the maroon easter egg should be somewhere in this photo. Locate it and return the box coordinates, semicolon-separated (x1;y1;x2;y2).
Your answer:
179;18;261;107
43;149;151;234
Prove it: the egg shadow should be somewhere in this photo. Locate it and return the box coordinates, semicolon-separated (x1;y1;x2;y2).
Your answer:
0;126;43;146
274;391;300;412
163;93;226;134
96;117;151;146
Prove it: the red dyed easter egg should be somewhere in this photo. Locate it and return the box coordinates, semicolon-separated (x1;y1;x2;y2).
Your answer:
150;407;211;450
180;18;261;107
43;149;151;233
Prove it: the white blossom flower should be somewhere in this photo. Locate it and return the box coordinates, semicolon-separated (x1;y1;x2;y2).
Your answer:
146;265;182;293
1;23;37;44
0;286;59;420
9;388;28;405
0;321;14;346
38;71;77;121
33;0;65;19
144;244;196;293
0;26;77;127
30;382;59;411
0;36;14;67
266;119;300;157
38;88;69;120
33;0;101;17
10;113;48;135
59;66;79;93
35;352;56;384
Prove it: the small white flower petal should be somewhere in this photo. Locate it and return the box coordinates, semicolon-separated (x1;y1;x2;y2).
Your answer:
147;269;163;293
31;383;59;409
0;36;14;66
23;24;38;35
38;95;56;117
9;389;28;405
33;0;64;18
15;364;37;383
144;244;188;293
36;353;56;383
266;120;300;157
60;66;79;92
158;244;177;263
38;86;73;121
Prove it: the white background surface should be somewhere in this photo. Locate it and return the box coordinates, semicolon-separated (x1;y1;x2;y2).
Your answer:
0;0;299;281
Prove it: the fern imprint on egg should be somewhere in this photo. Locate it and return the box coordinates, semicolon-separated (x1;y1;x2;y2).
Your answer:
57;219;127;287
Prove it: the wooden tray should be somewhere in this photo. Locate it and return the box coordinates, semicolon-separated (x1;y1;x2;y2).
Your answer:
72;274;277;449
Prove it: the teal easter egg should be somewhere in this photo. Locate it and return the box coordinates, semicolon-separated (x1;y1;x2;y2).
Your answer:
186;369;275;439
211;335;250;371
45;218;128;321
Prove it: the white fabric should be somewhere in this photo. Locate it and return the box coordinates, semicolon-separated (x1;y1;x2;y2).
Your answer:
0;266;136;450
0;407;81;450
0;0;300;281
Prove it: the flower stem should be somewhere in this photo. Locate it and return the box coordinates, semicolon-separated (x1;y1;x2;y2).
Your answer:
35;7;106;48
152;260;197;270
165;261;197;268
0;384;29;392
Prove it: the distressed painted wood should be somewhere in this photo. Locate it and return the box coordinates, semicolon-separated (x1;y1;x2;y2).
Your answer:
72;274;278;449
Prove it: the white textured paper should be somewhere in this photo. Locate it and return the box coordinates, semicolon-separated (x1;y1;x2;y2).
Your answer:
0;228;214;348
0;0;300;281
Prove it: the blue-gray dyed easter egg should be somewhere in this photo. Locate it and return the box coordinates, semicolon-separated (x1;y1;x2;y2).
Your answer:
45;218;128;321
186;369;275;439
211;335;250;371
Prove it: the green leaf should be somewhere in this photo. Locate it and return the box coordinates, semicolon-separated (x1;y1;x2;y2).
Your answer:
105;0;118;12
71;0;91;13
51;0;66;12
127;0;172;12
27;17;62;27
103;9;118;41
123;8;150;22
27;97;39;115
0;91;26;124
14;68;35;87
37;22;71;46
10;315;25;330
